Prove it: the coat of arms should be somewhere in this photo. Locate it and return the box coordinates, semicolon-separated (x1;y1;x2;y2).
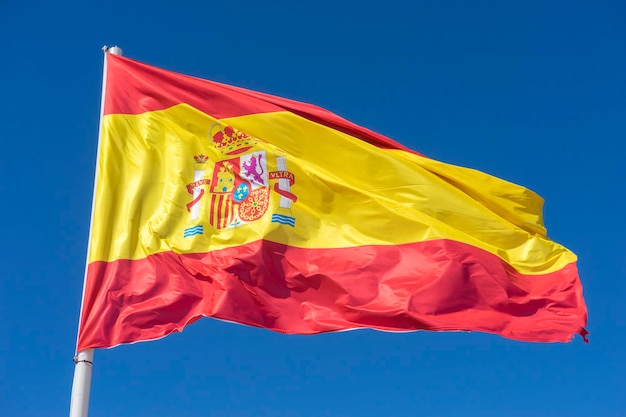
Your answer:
184;124;296;237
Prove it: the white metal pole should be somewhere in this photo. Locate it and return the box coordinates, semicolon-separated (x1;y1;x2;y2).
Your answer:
108;45;123;56
69;45;123;417
69;349;94;417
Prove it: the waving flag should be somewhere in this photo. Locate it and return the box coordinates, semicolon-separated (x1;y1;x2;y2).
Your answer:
77;53;587;350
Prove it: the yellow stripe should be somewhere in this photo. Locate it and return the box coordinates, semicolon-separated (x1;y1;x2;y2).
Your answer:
90;104;576;274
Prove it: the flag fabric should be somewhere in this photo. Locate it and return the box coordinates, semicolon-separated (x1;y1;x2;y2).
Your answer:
77;53;587;351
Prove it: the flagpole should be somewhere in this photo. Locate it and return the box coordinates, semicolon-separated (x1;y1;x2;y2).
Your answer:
69;349;94;417
69;45;122;417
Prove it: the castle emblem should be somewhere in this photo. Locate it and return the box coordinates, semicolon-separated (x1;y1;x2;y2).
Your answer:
184;124;296;236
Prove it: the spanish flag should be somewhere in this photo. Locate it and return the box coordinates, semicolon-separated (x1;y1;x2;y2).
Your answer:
77;53;587;350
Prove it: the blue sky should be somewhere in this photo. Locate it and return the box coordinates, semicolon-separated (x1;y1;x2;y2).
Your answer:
1;1;625;416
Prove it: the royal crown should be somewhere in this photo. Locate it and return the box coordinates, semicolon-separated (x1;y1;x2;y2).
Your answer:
211;124;256;155
193;154;209;164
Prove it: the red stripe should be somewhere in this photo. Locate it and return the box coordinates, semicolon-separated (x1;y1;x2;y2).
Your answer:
209;195;217;227
186;189;204;212
104;54;418;153
225;198;233;228
78;239;587;350
273;183;298;202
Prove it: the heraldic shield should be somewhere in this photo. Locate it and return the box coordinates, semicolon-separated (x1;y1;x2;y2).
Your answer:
185;124;296;236
208;150;270;230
